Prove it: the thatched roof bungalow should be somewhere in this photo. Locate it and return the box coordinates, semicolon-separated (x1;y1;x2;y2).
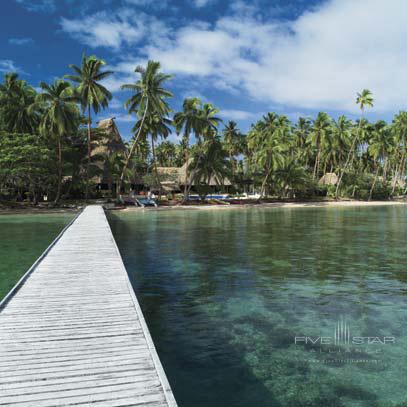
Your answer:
319;172;338;186
92;118;127;187
154;160;231;192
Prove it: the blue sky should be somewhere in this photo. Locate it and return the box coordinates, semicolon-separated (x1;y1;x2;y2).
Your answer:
1;0;407;141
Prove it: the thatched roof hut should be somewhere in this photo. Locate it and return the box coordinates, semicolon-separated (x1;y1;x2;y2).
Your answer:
154;160;231;191
391;176;406;188
155;167;181;192
179;159;232;186
92;118;127;185
93;118;127;158
319;172;338;186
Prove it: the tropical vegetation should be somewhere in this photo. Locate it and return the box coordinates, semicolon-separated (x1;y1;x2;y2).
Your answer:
0;56;406;205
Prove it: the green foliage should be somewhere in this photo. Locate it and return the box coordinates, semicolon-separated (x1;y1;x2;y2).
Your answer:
155;140;177;166
0;73;41;133
189;136;231;198
0;67;405;203
66;54;113;114
0;132;54;200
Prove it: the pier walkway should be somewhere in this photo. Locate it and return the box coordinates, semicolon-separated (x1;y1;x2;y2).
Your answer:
0;205;177;406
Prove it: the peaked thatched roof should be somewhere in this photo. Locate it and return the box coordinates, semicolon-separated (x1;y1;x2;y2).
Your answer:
319;172;338;186
92;118;127;157
92;118;127;184
155;159;231;189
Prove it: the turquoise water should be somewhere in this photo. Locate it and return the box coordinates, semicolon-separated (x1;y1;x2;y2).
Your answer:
109;206;407;407
0;213;74;300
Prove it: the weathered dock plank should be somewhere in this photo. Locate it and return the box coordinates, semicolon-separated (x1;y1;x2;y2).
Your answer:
0;205;177;407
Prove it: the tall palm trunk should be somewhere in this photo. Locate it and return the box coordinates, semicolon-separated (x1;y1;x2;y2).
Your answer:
54;137;62;204
383;156;388;181
313;142;321;179
184;151;203;201
392;139;405;195
369;160;380;201
85;105;92;201
119;98;149;195
151;135;161;199
182;139;190;203
336;111;364;198
260;158;272;197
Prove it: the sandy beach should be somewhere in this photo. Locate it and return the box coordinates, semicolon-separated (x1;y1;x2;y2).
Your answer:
116;199;407;212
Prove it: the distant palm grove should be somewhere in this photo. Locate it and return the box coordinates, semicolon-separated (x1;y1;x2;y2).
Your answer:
0;55;406;205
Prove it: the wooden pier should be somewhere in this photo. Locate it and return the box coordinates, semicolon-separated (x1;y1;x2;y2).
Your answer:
0;205;177;406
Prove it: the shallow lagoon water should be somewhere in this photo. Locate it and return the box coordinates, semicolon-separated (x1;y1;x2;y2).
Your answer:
109;206;407;407
0;213;74;300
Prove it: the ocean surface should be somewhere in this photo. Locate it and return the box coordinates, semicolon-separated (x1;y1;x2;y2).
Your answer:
0;212;74;300
55;205;407;406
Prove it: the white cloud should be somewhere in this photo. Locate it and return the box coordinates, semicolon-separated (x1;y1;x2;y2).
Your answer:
99;113;134;123
60;8;167;50
140;0;407;113
0;60;22;73
220;109;257;121
16;0;56;13
125;0;170;8
61;0;407;113
9;37;34;46
192;0;213;8
109;97;123;110
113;114;135;123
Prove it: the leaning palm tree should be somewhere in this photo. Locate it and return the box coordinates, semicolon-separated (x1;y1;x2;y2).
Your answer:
36;80;79;203
331;115;353;172
175;100;222;200
119;60;172;194
134;112;172;194
335;89;374;198
173;98;204;200
66;54;113;199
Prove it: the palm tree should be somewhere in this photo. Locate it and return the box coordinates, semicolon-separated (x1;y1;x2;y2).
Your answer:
104;151;128;197
36;80;79;203
309;112;331;180
173;98;204;200
294;117;312;166
368;121;391;200
190;136;231;199
223;121;241;178
134;112;172;194
155;140;177;166
391;112;407;194
247;113;290;196
200;103;222;141
330;115;353;172
335;89;374;197
119;60;172;194
0;73;41;133
273;158;311;198
66;54;113;199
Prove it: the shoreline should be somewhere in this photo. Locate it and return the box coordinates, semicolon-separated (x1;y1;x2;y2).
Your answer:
1;200;406;215
0;207;80;216
115;200;407;212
